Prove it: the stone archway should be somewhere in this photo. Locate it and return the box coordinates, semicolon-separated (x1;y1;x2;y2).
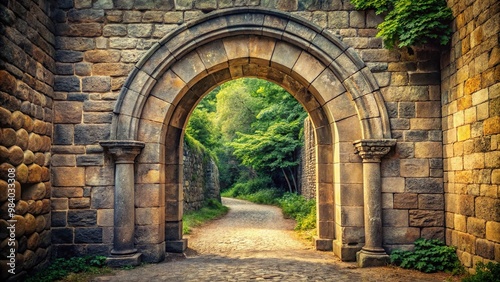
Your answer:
102;7;395;267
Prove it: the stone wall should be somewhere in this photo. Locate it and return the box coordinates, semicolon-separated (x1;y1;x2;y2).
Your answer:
0;0;55;280
441;0;500;267
183;140;220;212
47;0;447;261
299;117;316;200
0;0;495;273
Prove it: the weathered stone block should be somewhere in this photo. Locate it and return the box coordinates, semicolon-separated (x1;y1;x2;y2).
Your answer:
457;195;475;216
91;186;114;209
421;227;445;241
383;227;420;244
486;221;500;243
475;197;500;221
128;24;153;37
406;178;443;193
51;227;74;244
74;124;110;145
54;76;80;92
92;63;133;76
418;194;444;210
68;210;97;227
69;198;91;209
97;209;113;226
56;50;84;63
82;76;111;92
51;211;67;227
67;9;105;23
22;182;46;200
75;227;102;243
393;193;418;209
54;101;82;123
467;217;486;238
400;159;429;177
409;210;444;227
52;167;85;187
382;209;408;227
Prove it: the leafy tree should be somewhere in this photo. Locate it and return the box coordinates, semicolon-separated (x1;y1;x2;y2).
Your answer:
185;78;307;193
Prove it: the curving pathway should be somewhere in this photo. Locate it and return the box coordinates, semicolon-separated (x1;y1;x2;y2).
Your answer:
93;198;455;281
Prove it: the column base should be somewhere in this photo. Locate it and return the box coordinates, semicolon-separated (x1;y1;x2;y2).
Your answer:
333;240;361;262
314;237;333;251
356;249;389;267
166;239;188;253
106;253;142;268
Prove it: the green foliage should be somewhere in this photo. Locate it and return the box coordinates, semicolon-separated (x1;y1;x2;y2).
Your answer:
390;238;462;273
182;199;229;234
351;0;453;48
462;262;500;282
278;193;316;231
222;176;274;198
236;188;283;205
231;120;303;171
26;255;108;282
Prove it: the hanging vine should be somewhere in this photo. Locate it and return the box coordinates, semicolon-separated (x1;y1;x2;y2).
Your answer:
351;0;453;49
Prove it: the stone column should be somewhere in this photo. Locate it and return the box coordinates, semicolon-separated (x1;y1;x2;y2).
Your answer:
100;140;145;267
353;139;396;267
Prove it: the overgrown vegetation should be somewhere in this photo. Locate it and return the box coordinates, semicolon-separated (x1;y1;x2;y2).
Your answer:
26;255;109;282
186;78;307;194
182;199;229;234
278;193;316;231
390;238;463;274
351;0;453;48
186;78;313;234
462;261;500;282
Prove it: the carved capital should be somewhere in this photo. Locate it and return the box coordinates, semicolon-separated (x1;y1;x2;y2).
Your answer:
353;139;396;162
100;140;145;163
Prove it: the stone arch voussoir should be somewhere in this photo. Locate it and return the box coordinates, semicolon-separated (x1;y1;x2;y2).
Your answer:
106;7;394;265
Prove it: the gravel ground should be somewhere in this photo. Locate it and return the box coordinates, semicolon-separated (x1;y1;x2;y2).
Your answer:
93;198;459;282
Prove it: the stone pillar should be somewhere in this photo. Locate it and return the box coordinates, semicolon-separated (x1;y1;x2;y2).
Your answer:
100;140;145;267
353;139;396;267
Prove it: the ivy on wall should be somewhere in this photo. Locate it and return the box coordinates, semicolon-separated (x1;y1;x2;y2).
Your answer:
351;0;453;48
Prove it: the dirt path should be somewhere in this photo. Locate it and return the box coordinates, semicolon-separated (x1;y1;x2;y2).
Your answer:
93;198;457;281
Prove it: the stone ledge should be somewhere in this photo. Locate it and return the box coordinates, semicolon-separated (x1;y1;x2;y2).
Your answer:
314;237;333;251
166;239;188;253
106;253;142;268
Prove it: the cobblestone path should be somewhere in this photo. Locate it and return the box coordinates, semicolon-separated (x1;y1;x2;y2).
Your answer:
93;198;454;281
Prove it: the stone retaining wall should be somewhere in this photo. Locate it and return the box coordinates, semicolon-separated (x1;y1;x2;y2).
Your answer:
0;0;55;280
183;140;220;212
442;0;500;267
299;117;316;200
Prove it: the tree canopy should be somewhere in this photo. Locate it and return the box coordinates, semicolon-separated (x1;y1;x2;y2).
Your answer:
185;78;307;193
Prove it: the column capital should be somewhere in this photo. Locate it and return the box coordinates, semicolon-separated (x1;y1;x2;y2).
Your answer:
100;140;145;163
353;139;396;162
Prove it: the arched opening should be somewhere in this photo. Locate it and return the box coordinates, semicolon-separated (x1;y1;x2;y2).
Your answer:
104;7;394;265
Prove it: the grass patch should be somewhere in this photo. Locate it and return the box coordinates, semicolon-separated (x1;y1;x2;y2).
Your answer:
25;256;110;282
183;199;229;234
462;261;500;282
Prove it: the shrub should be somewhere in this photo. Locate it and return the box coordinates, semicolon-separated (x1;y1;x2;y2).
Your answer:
462;262;500;282
222;176;274;197
278;193;316;231
390;238;462;273
238;188;281;205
